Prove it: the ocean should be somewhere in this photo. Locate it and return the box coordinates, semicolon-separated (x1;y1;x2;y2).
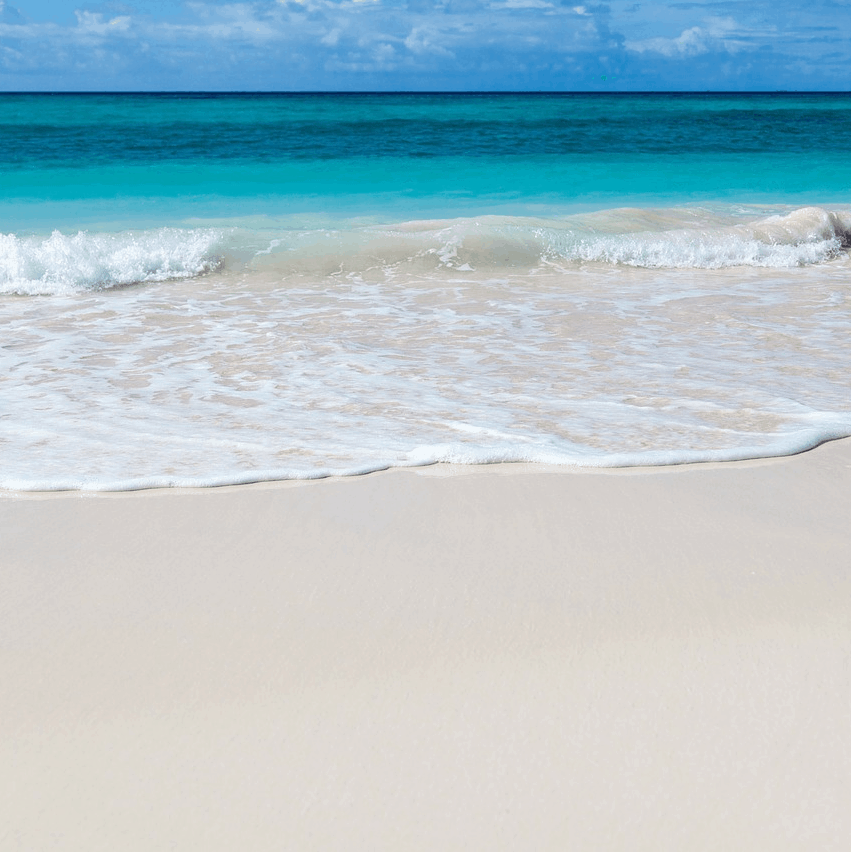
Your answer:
2;92;850;490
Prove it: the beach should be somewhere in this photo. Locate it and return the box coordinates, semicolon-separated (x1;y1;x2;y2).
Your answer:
3;438;850;850
3;91;851;849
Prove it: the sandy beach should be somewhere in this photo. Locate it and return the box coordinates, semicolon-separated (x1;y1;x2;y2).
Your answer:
2;440;850;850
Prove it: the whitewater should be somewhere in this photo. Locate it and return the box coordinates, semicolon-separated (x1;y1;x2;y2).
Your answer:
2;93;850;490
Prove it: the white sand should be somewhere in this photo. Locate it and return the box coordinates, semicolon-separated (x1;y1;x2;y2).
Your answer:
2;441;851;850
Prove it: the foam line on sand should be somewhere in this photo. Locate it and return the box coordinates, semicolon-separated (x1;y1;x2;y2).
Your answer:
2;440;851;850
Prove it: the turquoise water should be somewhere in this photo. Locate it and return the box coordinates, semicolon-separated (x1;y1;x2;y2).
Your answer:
2;93;851;489
3;92;851;229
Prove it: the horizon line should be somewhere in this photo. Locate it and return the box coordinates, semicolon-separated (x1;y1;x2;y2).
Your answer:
1;89;850;96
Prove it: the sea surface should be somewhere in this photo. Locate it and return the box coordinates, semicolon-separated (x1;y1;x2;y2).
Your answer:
2;92;850;490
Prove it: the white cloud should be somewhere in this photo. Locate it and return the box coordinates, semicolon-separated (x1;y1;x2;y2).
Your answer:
625;17;750;58
404;25;453;55
373;42;395;61
627;25;708;57
0;0;845;90
156;5;286;43
75;11;131;36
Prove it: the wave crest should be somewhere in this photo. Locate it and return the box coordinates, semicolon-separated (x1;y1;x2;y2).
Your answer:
556;206;851;269
0;228;224;295
244;206;851;278
5;207;850;297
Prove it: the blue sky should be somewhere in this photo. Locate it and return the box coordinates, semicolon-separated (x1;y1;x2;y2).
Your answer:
1;0;849;90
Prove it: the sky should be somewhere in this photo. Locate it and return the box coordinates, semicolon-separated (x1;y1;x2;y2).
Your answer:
0;0;849;91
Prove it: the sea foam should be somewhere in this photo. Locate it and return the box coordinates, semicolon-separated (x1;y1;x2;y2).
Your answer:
0;228;224;295
3;205;850;490
3;207;849;300
556;206;851;269
245;206;851;280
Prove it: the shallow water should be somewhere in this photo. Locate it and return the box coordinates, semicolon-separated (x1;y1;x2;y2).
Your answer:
2;93;850;489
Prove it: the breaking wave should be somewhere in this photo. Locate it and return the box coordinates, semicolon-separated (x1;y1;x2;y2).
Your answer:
246;205;851;277
4;206;850;298
0;227;224;295
553;206;851;269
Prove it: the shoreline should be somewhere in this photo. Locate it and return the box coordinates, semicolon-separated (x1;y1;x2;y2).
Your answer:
3;439;850;849
5;430;851;496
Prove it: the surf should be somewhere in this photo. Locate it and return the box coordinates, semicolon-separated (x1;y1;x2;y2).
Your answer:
0;227;224;296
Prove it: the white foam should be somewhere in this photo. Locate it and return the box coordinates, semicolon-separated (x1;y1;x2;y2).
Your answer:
3;206;851;490
242;206;851;279
0;228;225;295
3;419;850;492
554;207;851;269
4;208;849;300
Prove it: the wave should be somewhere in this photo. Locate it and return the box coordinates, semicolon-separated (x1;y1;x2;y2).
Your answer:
3;206;850;297
552;206;851;269
243;205;851;278
0;228;224;295
5;420;850;492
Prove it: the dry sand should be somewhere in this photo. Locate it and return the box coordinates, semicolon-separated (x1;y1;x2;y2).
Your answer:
2;440;851;850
